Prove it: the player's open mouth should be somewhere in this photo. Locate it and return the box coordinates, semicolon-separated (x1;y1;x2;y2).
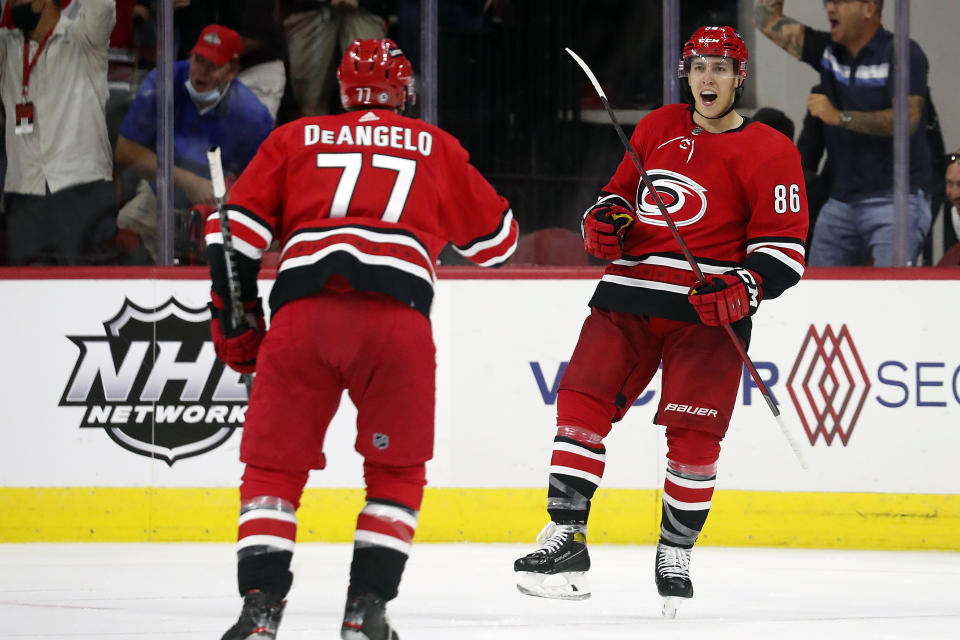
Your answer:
700;91;718;107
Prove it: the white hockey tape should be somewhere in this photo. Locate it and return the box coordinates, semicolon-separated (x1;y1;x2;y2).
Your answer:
206;146;227;198
565;48;606;100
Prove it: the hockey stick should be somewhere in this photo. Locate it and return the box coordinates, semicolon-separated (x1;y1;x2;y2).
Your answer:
565;48;807;469
206;146;253;396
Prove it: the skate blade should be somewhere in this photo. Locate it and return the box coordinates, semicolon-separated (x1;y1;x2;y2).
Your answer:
342;627;397;640
515;570;591;601
661;596;688;618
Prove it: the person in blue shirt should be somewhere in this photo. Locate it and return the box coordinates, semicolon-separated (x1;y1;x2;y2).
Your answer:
114;24;273;261
754;0;932;266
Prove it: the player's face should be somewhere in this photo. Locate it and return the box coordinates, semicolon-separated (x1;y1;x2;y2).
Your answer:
946;159;960;211
687;56;739;117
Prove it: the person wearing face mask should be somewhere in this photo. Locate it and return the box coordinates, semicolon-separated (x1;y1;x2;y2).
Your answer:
0;0;117;265
114;23;273;262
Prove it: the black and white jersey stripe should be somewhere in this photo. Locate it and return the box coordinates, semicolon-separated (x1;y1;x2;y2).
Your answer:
592;253;741;324
204;205;274;260
744;236;806;299
268;223;437;316
279;225;435;285
453;208;518;267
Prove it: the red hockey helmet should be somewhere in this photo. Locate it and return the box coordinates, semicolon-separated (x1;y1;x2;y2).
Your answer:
678;26;748;83
337;38;414;111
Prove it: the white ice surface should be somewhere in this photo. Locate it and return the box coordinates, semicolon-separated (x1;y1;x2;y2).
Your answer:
2;543;959;639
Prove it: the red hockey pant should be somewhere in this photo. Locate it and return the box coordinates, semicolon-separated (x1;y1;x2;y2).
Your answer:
239;290;435;509
557;307;742;463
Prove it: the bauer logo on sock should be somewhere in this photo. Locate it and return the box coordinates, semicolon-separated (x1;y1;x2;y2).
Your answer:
59;298;248;465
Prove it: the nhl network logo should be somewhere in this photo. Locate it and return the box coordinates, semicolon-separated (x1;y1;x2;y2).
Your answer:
786;324;870;446
60;298;248;465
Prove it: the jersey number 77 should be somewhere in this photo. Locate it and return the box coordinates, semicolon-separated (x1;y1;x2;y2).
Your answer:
316;152;417;222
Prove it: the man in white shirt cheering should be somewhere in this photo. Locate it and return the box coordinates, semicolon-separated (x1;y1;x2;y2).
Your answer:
1;0;116;265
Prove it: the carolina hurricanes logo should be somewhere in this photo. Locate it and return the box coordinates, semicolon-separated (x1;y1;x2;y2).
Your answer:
635;170;708;227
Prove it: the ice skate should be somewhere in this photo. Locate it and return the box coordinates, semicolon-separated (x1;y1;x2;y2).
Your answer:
655;542;693;618
514;521;591;600
341;590;399;640
221;589;285;640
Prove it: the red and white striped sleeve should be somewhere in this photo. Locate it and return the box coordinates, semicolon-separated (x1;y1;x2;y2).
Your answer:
743;138;809;299
438;135;518;267
204;128;286;300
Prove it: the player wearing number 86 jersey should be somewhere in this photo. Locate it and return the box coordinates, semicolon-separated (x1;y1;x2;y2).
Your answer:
515;26;808;618
209;39;518;640
593;102;808;329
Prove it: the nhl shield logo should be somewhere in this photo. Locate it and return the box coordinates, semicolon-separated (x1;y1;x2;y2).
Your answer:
60;298;249;465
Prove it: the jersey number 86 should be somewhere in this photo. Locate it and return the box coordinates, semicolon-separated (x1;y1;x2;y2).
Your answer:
774;183;801;214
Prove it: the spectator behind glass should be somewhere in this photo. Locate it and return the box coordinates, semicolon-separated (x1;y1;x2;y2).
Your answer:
940;151;960;262
114;24;273;263
133;0;288;123
751;106;795;142
754;0;932;266
281;0;392;116
224;1;287;122
753;105;827;250
0;0;117;265
795;84;833;250
103;0;151;152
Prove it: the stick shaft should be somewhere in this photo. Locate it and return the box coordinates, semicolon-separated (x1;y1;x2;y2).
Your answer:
599;99;706;282
206;147;244;325
206;146;253;395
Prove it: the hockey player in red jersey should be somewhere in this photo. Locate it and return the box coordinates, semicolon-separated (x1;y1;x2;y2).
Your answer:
211;39;518;640
514;26;807;617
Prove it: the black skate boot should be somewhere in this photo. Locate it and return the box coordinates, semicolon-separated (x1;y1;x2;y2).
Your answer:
654;542;693;618
340;590;399;640
514;521;591;600
221;589;286;640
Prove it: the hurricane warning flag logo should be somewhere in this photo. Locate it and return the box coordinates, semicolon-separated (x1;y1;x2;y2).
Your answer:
786;324;870;446
60;298;248;465
634;170;707;227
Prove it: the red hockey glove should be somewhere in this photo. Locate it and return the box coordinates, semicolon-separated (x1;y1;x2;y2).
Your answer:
688;268;763;326
209;291;266;374
582;201;636;260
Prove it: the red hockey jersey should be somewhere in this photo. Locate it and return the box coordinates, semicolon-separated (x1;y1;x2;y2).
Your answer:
589;103;809;324
205;109;518;317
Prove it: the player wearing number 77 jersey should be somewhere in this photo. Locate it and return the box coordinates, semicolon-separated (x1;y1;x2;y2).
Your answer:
514;26;807;618
208;39;518;640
